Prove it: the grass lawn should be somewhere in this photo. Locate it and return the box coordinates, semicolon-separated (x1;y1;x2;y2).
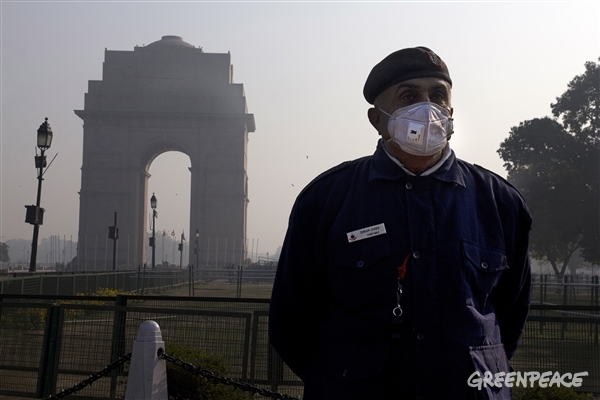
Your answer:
159;279;274;299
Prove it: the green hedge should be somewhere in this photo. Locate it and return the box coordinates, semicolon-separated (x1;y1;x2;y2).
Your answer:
165;344;249;400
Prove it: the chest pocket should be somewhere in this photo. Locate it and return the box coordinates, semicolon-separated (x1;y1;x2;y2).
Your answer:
461;240;508;312
329;238;391;311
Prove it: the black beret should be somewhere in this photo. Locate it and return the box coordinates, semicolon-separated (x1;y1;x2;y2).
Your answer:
363;46;452;104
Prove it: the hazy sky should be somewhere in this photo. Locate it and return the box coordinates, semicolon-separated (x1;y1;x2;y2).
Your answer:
1;1;598;258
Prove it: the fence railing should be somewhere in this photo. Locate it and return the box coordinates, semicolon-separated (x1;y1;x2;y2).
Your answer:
532;274;600;306
510;305;600;393
0;295;598;398
0;266;278;296
0;294;289;398
3;271;599;306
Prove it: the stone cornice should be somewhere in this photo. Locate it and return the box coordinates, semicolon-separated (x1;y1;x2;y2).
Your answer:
74;110;255;132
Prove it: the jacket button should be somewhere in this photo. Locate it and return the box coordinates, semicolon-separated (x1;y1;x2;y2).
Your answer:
413;251;420;259
405;182;413;190
342;369;348;378
357;260;365;268
416;332;425;340
481;261;489;269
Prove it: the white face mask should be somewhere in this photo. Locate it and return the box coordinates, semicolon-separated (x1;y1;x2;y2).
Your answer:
378;102;454;156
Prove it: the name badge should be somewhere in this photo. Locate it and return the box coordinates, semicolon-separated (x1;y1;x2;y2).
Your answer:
347;223;386;243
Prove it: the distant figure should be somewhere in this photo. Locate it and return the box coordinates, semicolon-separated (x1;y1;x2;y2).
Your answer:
269;47;532;400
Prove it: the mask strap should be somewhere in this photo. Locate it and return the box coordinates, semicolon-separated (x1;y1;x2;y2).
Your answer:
376;107;396;143
377;106;393;118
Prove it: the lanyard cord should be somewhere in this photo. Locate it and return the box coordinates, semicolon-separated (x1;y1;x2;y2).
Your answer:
393;254;410;317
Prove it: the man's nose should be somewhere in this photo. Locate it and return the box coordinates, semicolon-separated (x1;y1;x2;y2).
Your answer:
417;92;432;103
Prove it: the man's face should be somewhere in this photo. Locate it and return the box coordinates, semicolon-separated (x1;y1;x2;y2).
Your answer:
369;77;453;140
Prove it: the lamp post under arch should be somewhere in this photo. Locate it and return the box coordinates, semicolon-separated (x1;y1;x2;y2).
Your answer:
195;229;200;269
150;193;158;269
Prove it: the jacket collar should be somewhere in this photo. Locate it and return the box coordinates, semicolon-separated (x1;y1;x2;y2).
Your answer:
369;141;466;187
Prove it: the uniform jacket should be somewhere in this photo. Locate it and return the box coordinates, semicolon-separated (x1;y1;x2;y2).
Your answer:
269;142;532;400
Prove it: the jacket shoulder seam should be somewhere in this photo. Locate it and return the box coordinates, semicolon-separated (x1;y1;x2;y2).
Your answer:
472;163;526;202
297;160;355;199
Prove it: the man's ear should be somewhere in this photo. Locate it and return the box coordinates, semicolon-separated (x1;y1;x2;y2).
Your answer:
367;107;381;132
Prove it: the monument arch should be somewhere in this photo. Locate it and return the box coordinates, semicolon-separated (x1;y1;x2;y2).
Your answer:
75;35;255;270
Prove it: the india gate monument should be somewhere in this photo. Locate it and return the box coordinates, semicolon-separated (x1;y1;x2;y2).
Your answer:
74;35;255;270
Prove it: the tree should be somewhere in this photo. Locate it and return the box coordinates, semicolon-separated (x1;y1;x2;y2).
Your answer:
551;60;599;144
551;59;600;265
498;60;599;278
0;242;9;263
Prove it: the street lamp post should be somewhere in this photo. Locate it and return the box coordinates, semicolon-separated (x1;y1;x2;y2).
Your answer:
150;193;158;269
195;229;200;269
108;212;119;271
27;118;53;273
178;231;185;269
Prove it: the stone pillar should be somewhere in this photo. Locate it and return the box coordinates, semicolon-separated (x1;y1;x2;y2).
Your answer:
125;320;168;399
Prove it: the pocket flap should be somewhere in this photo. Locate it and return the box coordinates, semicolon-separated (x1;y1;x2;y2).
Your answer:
333;237;390;270
462;241;508;273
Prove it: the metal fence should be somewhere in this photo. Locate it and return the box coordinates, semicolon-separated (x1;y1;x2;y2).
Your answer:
511;305;600;392
531;274;600;306
0;295;598;398
0;294;297;398
0;266;278;296
0;269;200;295
5;270;596;304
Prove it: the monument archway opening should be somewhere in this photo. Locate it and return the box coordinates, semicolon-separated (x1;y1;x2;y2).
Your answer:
147;150;191;268
74;36;255;271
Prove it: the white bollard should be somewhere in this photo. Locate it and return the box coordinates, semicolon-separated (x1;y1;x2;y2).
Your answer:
125;320;168;400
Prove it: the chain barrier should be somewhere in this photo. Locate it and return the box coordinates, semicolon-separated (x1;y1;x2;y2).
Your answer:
161;352;302;400
42;351;300;400
43;352;132;400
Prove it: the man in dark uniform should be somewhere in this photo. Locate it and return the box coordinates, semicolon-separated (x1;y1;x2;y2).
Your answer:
269;47;532;400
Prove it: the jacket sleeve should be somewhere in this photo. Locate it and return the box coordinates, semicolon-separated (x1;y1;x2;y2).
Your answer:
268;190;328;380
492;193;533;360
